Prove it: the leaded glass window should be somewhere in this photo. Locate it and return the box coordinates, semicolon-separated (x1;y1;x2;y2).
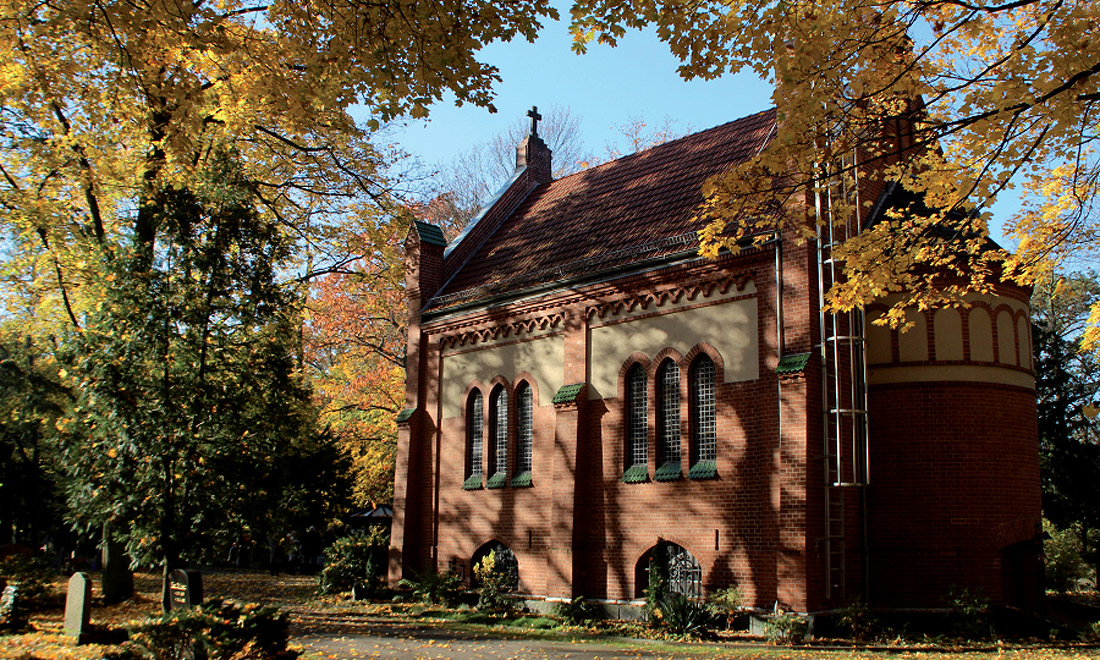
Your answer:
657;359;681;465
491;385;508;475
691;355;717;463
516;383;533;475
468;390;484;479
627;364;648;468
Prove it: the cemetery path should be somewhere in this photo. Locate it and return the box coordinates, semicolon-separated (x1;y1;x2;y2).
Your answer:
290;611;693;660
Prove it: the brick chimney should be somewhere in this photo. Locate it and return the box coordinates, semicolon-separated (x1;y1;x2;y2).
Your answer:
516;106;552;185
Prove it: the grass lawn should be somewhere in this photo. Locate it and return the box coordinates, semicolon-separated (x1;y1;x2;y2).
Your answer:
0;571;1097;660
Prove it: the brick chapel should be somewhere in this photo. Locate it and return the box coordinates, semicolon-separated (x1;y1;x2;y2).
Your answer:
389;107;1043;613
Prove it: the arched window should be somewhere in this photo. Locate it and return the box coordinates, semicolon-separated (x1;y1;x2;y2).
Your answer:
655;359;681;481
689;355;717;479
487;385;509;488
513;382;533;487
624;363;649;483
464;390;484;489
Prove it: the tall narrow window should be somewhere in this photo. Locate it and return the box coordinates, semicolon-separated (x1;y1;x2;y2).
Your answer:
689;355;717;479
464;390;484;489
488;385;508;488
513;383;533;487
624;364;649;483
655;359;681;480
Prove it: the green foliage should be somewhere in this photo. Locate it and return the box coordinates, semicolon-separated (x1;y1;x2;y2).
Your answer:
837;599;880;642
946;587;992;641
127;598;298;660
764;612;808;645
0;334;72;548
1034;274;1100;581
1044;520;1089;593
0;555;58;612
654;592;712;637
398;570;463;607
705;586;743;628
643;543;670;624
1087;620;1100;642
473;549;517;613
553;596;603;625
60;158;347;577
319;529;389;595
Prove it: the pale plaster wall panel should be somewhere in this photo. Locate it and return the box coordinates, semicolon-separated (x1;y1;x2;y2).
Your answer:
968;308;994;362
588;298;758;399
441;334;565;418
866;318;892;365
997;310;1017;365
1017;315;1032;370
898;309;929;362
934;309;964;361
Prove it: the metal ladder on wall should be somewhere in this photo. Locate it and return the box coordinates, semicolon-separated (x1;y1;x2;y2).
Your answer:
815;154;871;601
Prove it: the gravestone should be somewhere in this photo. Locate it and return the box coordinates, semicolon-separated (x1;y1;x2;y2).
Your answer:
0;584;26;631
168;569;203;610
101;521;134;604
64;572;92;644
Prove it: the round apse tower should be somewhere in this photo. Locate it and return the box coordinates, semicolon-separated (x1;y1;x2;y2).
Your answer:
862;281;1042;610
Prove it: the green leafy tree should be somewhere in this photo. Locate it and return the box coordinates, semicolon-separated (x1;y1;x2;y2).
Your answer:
61;157;325;610
0;332;70;547
1033;271;1100;582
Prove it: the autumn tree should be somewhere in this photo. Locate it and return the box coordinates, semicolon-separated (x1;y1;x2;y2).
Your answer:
0;0;559;326
568;0;1100;321
305;215;409;507
1;0;559;604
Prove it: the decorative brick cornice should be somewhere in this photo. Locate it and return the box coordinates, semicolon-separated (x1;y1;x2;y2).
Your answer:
438;312;565;350
586;273;753;321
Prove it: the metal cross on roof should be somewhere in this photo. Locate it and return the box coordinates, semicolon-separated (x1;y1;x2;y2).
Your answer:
527;106;541;138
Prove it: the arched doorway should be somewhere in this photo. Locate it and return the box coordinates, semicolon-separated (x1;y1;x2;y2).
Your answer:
635;540;703;600
471;540;518;590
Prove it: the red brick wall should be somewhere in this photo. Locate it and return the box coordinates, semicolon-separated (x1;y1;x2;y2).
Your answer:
866;381;1041;608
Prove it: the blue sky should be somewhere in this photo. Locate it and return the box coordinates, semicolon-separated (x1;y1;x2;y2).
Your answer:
388;13;1019;243
389;17;772;172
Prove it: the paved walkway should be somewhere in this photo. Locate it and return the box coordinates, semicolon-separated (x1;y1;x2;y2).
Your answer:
291;611;694;660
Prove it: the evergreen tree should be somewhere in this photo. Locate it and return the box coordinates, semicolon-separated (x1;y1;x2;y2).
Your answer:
1033;273;1100;582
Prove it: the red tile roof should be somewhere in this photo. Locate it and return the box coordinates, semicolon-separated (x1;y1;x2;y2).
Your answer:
428;108;777;310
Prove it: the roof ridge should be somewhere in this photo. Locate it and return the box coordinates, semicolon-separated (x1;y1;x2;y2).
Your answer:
545;107;777;187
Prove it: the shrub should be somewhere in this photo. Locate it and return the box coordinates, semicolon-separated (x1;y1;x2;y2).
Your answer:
318;528;388;596
837;599;879;642
655;593;712;637
397;570;463;607
128;598;298;660
705;586;743;629
554;596;603;625
764;611;808;645
946;587;992;641
472;549;517;613
1087;620;1100;642
1044;522;1087;593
